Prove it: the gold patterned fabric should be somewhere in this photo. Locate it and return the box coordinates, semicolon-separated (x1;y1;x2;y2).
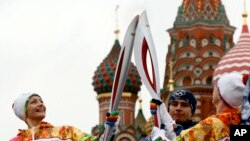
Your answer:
10;121;98;141
174;109;240;141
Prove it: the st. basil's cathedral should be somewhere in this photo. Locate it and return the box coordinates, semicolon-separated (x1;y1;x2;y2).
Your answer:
91;0;250;140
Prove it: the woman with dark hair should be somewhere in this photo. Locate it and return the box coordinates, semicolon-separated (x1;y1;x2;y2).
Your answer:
10;92;118;141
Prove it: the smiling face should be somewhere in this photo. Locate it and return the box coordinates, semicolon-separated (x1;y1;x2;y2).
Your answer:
25;95;46;122
168;99;193;123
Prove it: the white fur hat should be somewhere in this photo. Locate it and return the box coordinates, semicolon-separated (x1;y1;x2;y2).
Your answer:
217;73;245;109
12;92;40;121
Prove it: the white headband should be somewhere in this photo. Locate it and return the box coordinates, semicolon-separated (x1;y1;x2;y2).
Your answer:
12;92;40;121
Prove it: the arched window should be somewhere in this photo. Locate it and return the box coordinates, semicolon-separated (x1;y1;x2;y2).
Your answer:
206;76;212;85
183;76;192;86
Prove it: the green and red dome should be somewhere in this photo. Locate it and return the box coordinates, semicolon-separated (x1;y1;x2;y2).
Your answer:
175;0;230;26
92;39;142;95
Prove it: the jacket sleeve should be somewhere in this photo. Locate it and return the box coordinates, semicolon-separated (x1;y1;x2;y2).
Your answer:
173;117;213;141
71;126;98;141
173;116;229;141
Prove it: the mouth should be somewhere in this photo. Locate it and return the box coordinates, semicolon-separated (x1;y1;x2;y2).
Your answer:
36;107;45;113
173;114;183;118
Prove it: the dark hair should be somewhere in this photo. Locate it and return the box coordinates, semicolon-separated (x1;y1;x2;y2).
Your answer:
168;89;197;115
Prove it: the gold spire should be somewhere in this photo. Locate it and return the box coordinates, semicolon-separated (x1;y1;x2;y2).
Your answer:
198;0;202;13
242;0;248;25
168;60;175;92
114;5;120;39
139;92;142;109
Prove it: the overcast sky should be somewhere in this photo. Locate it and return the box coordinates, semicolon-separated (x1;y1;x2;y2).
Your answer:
0;0;249;140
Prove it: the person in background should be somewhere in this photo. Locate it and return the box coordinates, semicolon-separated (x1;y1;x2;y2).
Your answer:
173;72;246;141
10;92;118;141
167;89;197;132
148;89;197;141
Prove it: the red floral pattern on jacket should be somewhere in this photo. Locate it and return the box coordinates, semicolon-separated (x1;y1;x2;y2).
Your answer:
174;109;240;141
10;121;98;141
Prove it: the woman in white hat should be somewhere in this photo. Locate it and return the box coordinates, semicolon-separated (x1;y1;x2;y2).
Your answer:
10;93;118;141
172;72;246;141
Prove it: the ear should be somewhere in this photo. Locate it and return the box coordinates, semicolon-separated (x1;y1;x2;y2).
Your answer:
191;115;195;121
191;112;195;117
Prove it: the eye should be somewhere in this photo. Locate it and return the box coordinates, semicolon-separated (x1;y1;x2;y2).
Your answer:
30;100;36;104
39;99;44;104
29;99;38;104
170;101;178;106
181;103;189;107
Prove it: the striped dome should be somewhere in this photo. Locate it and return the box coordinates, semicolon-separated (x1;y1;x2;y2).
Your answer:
92;39;142;95
213;23;250;81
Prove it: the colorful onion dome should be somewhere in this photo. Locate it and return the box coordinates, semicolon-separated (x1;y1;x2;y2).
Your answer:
213;11;250;81
175;0;230;25
92;39;142;94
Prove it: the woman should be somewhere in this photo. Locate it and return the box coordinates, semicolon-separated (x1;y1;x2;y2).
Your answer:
10;92;117;141
173;72;246;141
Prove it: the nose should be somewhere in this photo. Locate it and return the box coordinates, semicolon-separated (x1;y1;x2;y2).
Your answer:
37;100;44;107
37;101;46;111
175;104;182;110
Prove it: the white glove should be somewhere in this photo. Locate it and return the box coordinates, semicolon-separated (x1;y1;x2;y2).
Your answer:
99;122;119;141
156;100;176;140
151;127;171;141
99;112;120;141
